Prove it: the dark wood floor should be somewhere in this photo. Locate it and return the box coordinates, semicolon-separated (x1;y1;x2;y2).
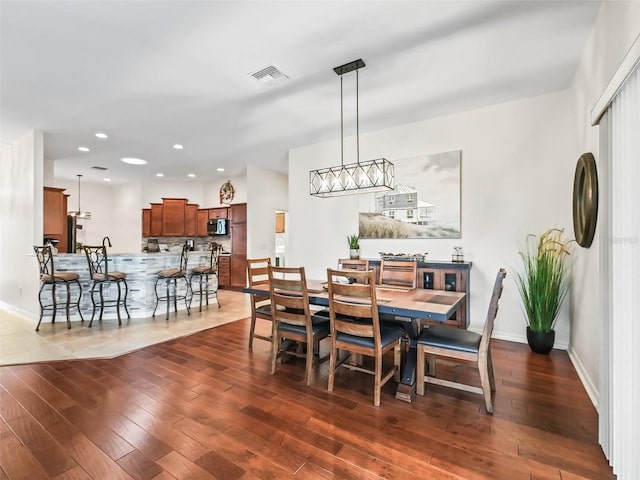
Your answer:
0;318;614;480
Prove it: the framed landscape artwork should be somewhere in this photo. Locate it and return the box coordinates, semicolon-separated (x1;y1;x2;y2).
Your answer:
358;150;461;239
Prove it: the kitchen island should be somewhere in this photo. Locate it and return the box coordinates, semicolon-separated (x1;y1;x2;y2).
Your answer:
53;252;221;319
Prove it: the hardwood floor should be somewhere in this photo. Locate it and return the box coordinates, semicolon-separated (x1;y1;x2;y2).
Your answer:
0;318;614;479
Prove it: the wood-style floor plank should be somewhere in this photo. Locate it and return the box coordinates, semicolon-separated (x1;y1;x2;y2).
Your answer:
0;318;615;479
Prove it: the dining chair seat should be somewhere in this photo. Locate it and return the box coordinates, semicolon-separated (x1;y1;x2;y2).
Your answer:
191;265;213;274
41;272;80;283
157;268;185;278
418;325;481;354
334;326;403;349
277;317;330;336
90;271;126;281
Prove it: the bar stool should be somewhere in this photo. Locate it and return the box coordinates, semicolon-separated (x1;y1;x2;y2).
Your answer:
34;245;84;331
153;244;190;320
83;237;130;327
189;242;222;311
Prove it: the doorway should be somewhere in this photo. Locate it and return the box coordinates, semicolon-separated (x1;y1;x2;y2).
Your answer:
274;210;288;267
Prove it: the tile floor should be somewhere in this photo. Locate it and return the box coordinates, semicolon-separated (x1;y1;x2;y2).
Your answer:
0;289;252;366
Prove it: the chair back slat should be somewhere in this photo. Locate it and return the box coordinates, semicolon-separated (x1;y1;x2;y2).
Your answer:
83;245;109;278
33;246;54;277
327;268;380;341
338;258;370;271
247;258;271;287
379;260;417;288
268;266;310;328
178;244;189;271
479;269;507;351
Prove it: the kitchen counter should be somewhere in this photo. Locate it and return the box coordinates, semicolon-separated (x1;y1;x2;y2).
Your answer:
53;251;216;319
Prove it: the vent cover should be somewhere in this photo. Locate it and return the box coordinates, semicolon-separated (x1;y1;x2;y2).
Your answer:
250;65;288;84
91;166;108;171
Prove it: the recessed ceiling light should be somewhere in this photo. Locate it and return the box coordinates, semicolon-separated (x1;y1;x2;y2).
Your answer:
217;167;224;172
156;173;164;177
103;178;111;182
95;132;108;139
173;144;183;150
188;173;196;178
78;146;90;152
121;157;147;165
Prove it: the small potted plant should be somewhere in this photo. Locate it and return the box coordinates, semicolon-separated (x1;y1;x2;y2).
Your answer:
515;228;573;354
347;234;360;259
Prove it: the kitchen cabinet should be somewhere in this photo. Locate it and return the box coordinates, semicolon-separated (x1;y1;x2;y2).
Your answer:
161;198;187;236
229;203;247;287
185;203;198;236
150;203;163;236
197;209;209;236
218;255;231;286
43;187;68;252
142;209;151;237
275;212;285;233
210;207;228;220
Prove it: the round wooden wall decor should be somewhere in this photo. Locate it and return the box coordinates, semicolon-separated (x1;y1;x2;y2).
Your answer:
572;152;598;248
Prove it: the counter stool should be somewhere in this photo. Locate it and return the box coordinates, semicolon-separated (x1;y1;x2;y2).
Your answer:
189;243;223;311
154;244;190;320
83;239;130;327
34;245;84;331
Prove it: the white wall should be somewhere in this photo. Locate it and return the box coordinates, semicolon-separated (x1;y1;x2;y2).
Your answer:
567;1;640;404
203;176;248;208
0;131;43;318
246;165;288;260
289;90;574;346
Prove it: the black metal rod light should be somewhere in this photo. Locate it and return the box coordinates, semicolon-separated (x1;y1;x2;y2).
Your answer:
309;59;394;197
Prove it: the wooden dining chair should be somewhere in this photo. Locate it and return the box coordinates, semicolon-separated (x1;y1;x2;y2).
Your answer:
247;257;273;349
378;259;417;290
337;258;369;271
326;268;404;406
268;266;330;385
416;268;506;413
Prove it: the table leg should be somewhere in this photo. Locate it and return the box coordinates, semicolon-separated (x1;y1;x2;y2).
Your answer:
395;319;420;403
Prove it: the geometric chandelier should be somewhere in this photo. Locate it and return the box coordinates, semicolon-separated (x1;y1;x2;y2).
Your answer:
310;58;394;197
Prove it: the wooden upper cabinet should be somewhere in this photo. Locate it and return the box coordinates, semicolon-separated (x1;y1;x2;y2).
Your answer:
185;203;198;236
229;203;246;224
150;203;163;236
275;212;285;233
43;187;66;236
210;207;228;219
162;198;187;236
142;209;151;237
197;209;210;236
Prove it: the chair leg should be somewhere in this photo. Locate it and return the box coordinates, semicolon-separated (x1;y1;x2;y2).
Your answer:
328;341;337;393
416;344;425;396
305;336;314;386
393;343;401;383
249;313;257;349
374;351;382;407
270;328;280;375
184;277;191;316
478;351;494;414
166;278;171;320
98;283;105;321
214;274;221;308
199;274;205;311
488;349;496;392
36;283;46;331
89;283;98;327
427;353;437;376
65;281;72;329
51;283;57;322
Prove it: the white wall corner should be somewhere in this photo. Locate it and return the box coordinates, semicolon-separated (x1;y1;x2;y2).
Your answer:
568;346;599;409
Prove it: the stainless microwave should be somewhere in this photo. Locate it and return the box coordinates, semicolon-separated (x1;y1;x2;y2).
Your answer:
207;218;228;235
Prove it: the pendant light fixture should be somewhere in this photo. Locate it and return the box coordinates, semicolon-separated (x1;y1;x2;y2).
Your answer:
309;59;394;197
68;174;91;219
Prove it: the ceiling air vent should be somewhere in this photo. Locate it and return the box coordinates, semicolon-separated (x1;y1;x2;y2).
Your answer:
91;166;108;171
250;65;288;84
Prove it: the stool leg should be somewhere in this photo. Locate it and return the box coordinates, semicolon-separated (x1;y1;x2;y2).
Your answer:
52;283;57;323
98;283;105;321
89;282;98;326
74;280;84;323
36;282;46;331
184;276;191;316
199;274;204;312
115;280;122;326
122;279;131;319
166;277;171;320
214;274;221;308
65;281;72;329
153;277;161;317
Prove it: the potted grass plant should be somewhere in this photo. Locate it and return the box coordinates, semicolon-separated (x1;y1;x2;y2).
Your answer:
515;228;573;354
347;234;360;259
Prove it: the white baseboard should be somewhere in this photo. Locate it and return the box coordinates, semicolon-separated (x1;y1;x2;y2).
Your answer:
568;346;599;409
0;301;36;321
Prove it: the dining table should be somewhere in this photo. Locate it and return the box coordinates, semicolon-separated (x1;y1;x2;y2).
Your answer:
243;280;466;403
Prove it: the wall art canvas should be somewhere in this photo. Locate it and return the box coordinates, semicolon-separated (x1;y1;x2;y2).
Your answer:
358;150;461;239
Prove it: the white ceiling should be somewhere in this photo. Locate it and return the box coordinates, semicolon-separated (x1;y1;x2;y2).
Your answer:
1;1;601;185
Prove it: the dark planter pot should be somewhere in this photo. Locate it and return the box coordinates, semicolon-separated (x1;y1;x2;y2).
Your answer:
527;327;555;354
